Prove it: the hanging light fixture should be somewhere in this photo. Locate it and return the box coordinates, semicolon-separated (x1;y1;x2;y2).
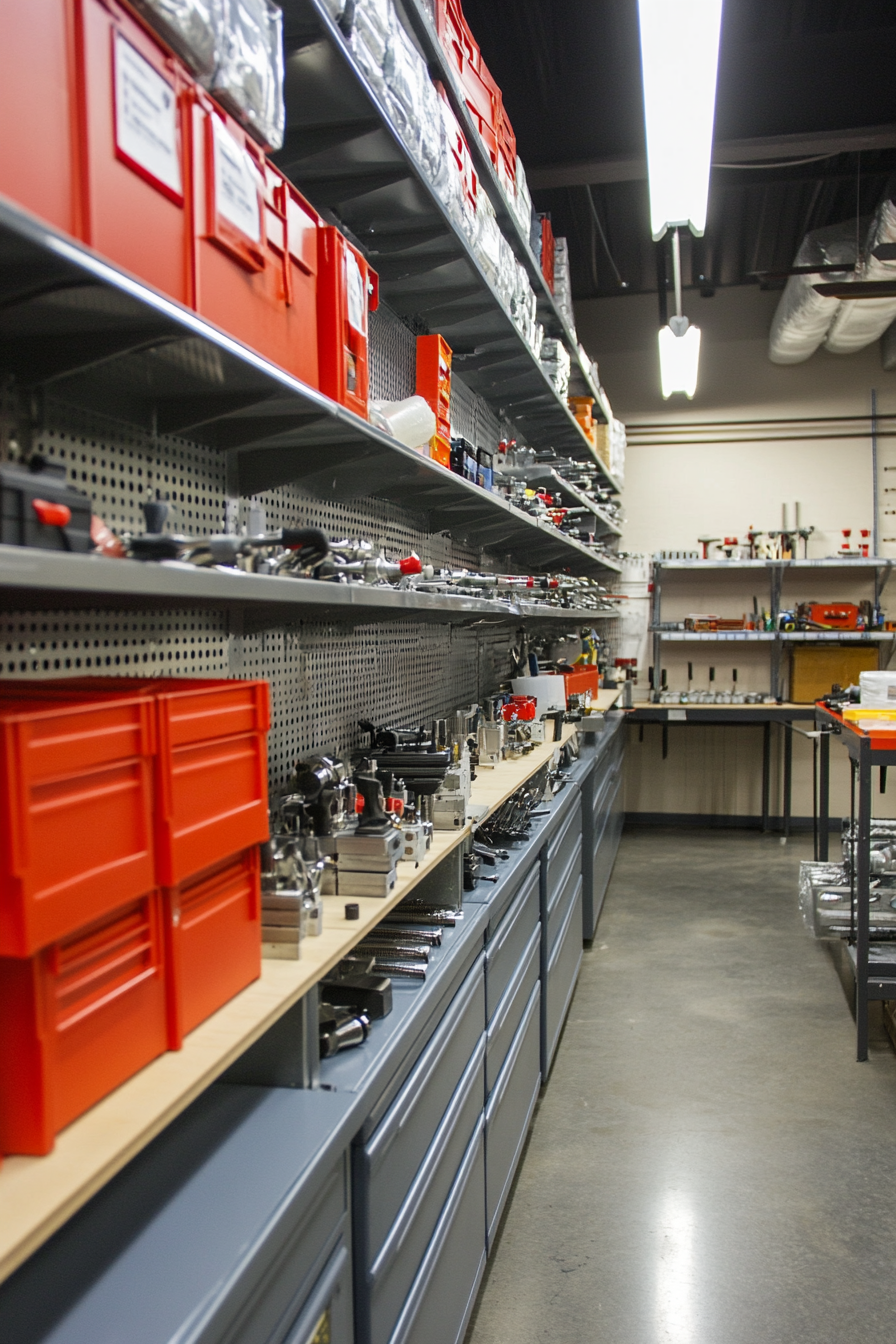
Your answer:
658;230;702;398
640;0;722;396
638;0;724;241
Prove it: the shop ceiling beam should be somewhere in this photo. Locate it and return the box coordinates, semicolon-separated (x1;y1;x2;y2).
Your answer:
527;123;896;189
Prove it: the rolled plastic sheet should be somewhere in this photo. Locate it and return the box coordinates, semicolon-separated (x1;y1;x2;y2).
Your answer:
130;0;225;77
369;396;436;450
826;200;896;353
767;220;857;364
212;0;285;148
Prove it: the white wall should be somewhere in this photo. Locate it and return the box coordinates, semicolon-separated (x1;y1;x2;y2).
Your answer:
575;284;896;821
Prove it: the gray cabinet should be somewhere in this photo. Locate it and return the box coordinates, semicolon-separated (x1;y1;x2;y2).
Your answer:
485;981;541;1248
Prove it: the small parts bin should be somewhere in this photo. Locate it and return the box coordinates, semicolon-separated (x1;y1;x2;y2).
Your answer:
0;0;78;236
153;677;270;886
540;215;555;293
416;334;452;464
76;0;192;304
0;692;156;957
189;91;321;386
317;226;379;419
163;846;261;1048
0;892;169;1155
434;0;517;189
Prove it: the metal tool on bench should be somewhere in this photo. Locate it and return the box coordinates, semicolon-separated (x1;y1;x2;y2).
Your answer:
317;539;428;585
320;969;393;1020
336;774;403;897
260;833;332;958
279;755;356;894
128;500;331;573
319;1001;371;1056
360;719;455;830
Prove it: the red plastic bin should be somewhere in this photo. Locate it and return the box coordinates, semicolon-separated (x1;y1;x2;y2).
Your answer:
74;0;192;304
163;846;261;1048
0;691;156;957
188;88;321;387
317;226;379;420
0;891;168;1155
153;679;271;886
0;0;79;236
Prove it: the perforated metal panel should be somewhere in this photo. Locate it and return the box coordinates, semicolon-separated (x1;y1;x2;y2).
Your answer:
0;301;616;792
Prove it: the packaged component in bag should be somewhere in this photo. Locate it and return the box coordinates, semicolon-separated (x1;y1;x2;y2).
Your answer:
860;672;896;708
349;0;394;98
211;0;284;149
129;0;224;78
382;19;426;157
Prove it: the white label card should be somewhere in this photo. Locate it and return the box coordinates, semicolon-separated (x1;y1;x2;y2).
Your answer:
114;33;181;196
345;248;366;334
667;708;687;721
212;117;262;243
888;685;896;700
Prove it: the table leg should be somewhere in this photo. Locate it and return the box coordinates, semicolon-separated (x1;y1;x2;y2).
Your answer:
857;738;872;1062
819;730;830;861
783;721;793;839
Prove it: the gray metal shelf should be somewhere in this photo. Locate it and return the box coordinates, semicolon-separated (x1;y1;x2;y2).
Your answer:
396;0;611;420
0;546;619;625
0;199;619;579
649;630;891;642
652;557;894;571
276;0;620;487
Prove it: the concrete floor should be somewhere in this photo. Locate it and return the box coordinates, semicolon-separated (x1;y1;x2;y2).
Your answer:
465;829;896;1344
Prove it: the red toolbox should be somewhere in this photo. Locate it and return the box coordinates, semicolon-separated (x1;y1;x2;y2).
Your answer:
163;846;261;1048
0;891;168;1155
563;667;600;704
540;214;555;292
188;89;321;387
74;0;191;303
152;678;271;886
0;691;156;957
0;0;79;236
317;227;379;420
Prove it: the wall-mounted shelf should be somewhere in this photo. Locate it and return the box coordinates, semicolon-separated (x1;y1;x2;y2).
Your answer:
276;0;619;487
649;630;892;643
0;724;573;1289
651;558;894;572
0;545;619;625
0;200;619;578
397;0;610;420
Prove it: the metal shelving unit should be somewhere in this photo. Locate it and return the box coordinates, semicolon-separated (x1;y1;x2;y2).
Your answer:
651;558;896;700
0;199;619;579
496;465;623;538
276;0;620;487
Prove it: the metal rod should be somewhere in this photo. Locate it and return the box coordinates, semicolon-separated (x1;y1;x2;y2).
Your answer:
819;728;830;860
762;720;771;833
813;734;819;860
783;720;793;839
872;387;880;556
671;228;683;319
857;738;872;1062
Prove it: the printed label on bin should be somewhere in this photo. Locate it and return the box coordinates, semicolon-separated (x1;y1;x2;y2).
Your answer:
212;118;262;243
113;34;182;198
345;249;366;334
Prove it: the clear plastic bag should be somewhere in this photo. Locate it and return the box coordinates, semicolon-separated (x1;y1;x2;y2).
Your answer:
129;0;224;78
350;0;394;98
212;0;285;149
382;20;426;159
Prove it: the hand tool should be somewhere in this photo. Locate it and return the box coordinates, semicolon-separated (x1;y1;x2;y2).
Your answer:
320;972;393;1019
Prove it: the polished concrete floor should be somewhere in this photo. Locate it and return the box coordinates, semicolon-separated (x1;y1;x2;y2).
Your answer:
466;829;896;1344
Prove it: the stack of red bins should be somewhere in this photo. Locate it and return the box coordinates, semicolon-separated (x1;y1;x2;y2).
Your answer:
434;0;518;196
0;676;270;1156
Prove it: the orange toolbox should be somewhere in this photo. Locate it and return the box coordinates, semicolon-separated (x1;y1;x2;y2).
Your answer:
540;215;556;292
188;88;321;387
0;690;156;957
563;667;600;703
74;0;192;304
163;846;261;1048
317;226;379;420
0;891;168;1155
0;0;79;236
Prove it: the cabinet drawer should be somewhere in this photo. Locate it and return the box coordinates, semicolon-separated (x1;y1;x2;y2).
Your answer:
485;865;539;1020
546;838;582;955
544;882;583;1078
545;792;582;891
389;1122;486;1344
365;1037;485;1344
279;1241;352;1344
485;981;541;1248
359;955;484;1267
486;923;540;1096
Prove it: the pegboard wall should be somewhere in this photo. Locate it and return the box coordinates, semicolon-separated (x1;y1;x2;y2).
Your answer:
0;299;592;792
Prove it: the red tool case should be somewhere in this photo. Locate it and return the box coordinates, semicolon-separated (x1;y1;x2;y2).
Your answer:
416;334;452;451
0;891;169;1155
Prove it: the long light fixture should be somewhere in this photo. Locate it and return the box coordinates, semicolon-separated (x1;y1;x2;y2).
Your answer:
638;0;724;241
658;229;701;398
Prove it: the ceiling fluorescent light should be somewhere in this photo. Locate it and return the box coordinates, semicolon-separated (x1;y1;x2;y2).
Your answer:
638;0;724;240
659;322;702;398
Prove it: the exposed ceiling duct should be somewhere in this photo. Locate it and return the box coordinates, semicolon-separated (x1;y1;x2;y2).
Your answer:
768;201;896;364
767;222;857;364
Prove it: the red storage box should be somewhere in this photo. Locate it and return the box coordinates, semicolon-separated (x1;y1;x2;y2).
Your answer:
563;667;600;703
0;0;79;236
416;334;452;444
0;691;156;957
153;679;271;886
540;215;555;292
317;227;379;420
163;846;261;1048
188;89;321;387
75;0;191;303
0;891;168;1155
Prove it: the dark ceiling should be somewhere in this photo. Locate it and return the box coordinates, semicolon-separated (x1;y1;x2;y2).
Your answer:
459;0;896;308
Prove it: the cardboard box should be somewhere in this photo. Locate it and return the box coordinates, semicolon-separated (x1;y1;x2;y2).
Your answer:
789;646;879;703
